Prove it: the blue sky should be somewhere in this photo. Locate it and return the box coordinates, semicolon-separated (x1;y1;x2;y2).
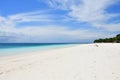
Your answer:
0;0;120;43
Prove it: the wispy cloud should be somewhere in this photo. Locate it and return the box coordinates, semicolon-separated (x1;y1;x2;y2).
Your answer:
0;11;113;43
0;25;113;43
0;10;69;32
47;0;120;31
0;0;119;43
8;11;55;23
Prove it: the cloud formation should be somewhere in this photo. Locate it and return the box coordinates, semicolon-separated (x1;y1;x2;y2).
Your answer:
0;25;112;43
0;0;120;43
0;12;112;43
47;0;120;31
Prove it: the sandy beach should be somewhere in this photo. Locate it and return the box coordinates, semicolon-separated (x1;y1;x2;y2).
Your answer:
0;43;120;80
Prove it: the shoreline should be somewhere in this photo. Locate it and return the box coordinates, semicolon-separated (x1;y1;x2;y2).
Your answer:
0;44;78;58
0;43;120;80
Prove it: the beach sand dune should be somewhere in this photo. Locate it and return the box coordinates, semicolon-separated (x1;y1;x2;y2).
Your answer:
0;43;120;80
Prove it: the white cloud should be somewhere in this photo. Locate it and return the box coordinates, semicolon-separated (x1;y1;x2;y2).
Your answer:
0;11;55;34
47;0;76;10
93;23;120;31
47;0;120;31
9;11;55;23
0;14;112;43
69;0;116;21
1;0;119;43
0;18;114;43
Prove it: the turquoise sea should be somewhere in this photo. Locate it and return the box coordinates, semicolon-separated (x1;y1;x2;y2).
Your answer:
0;43;76;56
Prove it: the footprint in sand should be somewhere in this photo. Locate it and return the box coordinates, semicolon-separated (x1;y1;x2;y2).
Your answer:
112;72;120;80
0;72;3;75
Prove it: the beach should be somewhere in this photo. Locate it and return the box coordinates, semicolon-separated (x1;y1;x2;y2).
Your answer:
0;43;120;80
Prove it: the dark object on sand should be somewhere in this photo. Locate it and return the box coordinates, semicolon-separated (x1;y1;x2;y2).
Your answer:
95;44;99;47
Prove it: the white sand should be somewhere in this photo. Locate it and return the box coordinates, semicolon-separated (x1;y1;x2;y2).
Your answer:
0;43;120;80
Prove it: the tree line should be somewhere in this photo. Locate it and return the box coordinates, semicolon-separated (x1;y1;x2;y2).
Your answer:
94;34;120;43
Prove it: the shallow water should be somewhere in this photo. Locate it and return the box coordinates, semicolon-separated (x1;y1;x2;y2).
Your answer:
0;43;76;56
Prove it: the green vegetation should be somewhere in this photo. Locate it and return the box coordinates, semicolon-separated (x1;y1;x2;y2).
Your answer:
94;34;120;43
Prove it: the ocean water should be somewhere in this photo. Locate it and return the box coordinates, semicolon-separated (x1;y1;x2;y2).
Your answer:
0;43;75;56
